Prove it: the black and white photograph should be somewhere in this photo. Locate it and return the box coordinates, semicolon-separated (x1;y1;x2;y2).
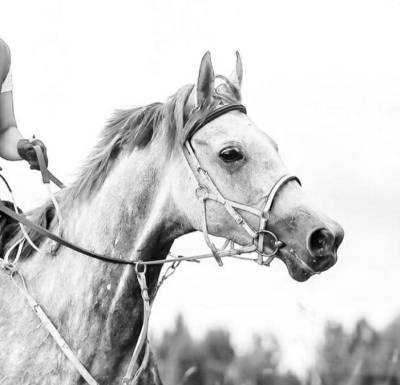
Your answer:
0;1;399;384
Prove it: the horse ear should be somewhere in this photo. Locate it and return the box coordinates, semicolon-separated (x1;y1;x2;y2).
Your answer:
230;51;243;89
197;51;215;107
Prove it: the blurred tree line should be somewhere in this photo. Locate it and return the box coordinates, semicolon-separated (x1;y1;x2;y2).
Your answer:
309;316;400;385
153;314;400;385
155;314;300;385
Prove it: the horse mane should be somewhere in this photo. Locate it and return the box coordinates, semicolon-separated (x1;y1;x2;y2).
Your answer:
1;76;240;261
69;84;196;200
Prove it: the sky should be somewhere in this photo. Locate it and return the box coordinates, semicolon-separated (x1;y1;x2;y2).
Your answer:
2;0;400;375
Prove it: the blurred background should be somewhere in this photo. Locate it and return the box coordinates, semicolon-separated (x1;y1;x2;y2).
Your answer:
2;0;400;384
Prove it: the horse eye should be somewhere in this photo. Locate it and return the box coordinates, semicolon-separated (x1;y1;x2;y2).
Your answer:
219;147;244;163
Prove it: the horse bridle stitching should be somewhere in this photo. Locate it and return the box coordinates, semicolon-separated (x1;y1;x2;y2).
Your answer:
182;103;301;267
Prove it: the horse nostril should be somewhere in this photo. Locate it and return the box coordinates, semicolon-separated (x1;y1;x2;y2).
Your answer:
307;228;335;257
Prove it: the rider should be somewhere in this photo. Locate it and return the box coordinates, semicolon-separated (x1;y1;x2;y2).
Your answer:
0;38;47;170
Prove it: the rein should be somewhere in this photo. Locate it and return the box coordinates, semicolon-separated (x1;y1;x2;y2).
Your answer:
0;103;305;385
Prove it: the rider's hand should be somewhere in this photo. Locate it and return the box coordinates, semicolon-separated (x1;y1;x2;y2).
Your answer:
17;138;48;170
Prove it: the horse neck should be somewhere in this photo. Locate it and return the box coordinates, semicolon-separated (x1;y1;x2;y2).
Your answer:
21;146;188;378
59;145;186;299
67;149;184;255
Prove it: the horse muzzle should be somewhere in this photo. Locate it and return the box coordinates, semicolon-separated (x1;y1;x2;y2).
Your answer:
272;219;344;282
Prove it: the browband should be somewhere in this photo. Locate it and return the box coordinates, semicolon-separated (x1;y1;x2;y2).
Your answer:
187;104;247;141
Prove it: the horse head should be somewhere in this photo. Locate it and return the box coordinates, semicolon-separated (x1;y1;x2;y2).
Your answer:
171;52;344;281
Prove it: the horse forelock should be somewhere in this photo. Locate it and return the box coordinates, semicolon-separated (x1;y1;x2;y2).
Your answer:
182;76;242;142
215;75;242;102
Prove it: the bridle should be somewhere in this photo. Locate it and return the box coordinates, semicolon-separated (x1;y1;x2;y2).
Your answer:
0;103;303;385
182;103;301;267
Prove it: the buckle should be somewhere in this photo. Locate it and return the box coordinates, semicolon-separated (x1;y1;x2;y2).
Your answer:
254;230;285;265
195;185;209;201
0;260;17;276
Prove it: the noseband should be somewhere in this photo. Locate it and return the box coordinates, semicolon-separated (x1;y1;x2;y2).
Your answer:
183;104;301;266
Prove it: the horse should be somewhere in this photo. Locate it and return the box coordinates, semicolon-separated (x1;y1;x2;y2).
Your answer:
0;52;344;385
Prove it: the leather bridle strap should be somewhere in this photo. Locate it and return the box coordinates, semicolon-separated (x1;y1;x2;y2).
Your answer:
0;200;137;266
187;104;247;140
4;266;99;385
33;145;66;189
256;174;301;265
184;141;259;266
